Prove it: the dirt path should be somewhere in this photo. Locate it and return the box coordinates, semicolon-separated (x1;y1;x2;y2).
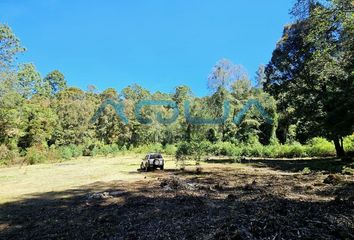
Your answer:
0;157;353;239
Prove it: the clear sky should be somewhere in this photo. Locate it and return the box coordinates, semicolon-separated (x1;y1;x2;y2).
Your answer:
0;0;294;96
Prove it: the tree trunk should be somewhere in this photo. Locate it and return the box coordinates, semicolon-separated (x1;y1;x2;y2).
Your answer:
333;137;345;158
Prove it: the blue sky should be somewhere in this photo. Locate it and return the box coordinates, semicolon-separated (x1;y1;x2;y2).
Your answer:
0;0;294;96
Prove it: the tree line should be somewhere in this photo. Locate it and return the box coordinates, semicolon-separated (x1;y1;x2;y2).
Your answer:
0;0;353;164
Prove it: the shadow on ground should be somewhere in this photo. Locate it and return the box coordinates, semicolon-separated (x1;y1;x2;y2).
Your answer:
206;157;352;174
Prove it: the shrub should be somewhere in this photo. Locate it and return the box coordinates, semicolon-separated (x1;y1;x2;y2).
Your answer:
262;145;277;158
69;145;83;158
175;142;191;170
58;146;73;160
57;144;84;160
175;141;210;168
163;144;177;155
287;143;307;158
240;145;252;157
25;146;48;165
302;167;311;175
110;144;120;155
131;143;163;154
306;137;335;157
0;145;18;165
219;142;237;156
58;144;85;160
91;146;100;157
120;145;128;154
47;146;60;162
87;143;122;157
99;145;113;156
176;141;193;157
247;144;264;157
210;142;237;156
344;134;354;152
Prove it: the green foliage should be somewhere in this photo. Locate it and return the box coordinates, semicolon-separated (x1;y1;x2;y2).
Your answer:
25;146;47;165
0;144;18;165
131;143;163;154
0;90;25;148
175;141;193;158
54;87;96;146
265;1;354;157
58;146;74;160
208;142;238;156
19;97;58;148
58;145;84;160
302;167;311;175
92;144;120;156
175;141;193;170
342;166;354;175
0;23;25;70
344;134;354;152
17;63;42;98
306;137;335;157
174;138;337;160
163;144;177;155
43;70;67;96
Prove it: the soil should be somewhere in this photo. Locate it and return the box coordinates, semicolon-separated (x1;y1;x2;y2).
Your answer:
0;159;353;240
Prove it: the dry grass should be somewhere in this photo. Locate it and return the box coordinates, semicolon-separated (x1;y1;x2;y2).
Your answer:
0;156;353;239
0;155;178;203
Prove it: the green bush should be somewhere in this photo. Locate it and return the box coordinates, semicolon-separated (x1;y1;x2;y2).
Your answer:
219;142;237;156
25;146;48;165
99;145;113;156
120;145;128;154
302;167;311;175
111;144;121;155
47;146;60;162
262;145;277;158
57;144;83;160
287;143;307;158
209;142;237;156
7;135;346;166
69;145;83;158
0;145;18;165
58;146;73;160
306;137;335;157
244;144;264;157
176;141;193;157
163;144;177;155
131;143;163;154
344;134;354;152
88;143;122;157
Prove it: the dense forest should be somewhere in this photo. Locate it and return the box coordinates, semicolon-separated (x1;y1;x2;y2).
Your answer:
0;0;353;165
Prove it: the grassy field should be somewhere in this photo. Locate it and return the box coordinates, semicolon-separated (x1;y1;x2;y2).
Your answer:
0;155;175;203
0;155;353;239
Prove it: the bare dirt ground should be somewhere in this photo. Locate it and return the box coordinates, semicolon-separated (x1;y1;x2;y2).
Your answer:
0;157;353;240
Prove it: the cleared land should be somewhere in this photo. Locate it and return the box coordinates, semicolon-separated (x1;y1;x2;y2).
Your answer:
0;156;353;239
